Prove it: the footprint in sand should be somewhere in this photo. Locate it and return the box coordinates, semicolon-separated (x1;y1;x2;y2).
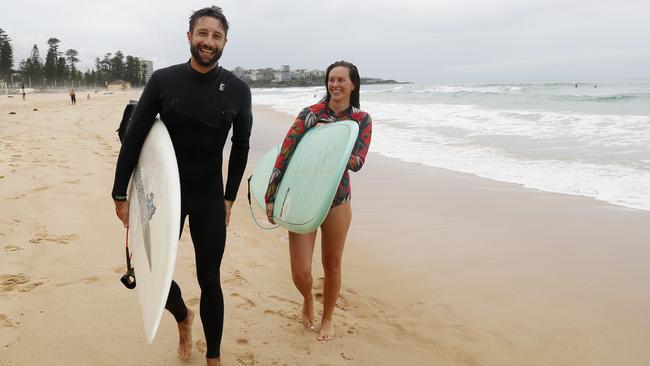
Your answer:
4;245;22;253
65;179;80;184
236;338;249;346
268;295;300;306
263;309;297;321
82;276;100;284
314;292;324;304
195;340;207;353
0;274;44;293
224;270;251;286
20;281;46;293
236;352;256;366
29;232;79;245
7;193;26;200
0;274;30;292
0;314;17;328
336;294;351;311
31;186;50;192
187;297;200;306
230;293;256;309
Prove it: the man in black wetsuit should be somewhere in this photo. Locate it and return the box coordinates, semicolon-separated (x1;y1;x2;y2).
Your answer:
111;6;251;366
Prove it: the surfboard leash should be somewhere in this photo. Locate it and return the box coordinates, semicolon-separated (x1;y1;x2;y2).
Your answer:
247;175;279;231
120;227;137;289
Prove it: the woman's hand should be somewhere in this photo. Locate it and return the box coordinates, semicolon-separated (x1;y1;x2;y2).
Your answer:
266;203;275;224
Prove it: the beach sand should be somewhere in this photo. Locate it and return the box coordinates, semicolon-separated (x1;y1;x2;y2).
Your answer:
1;92;649;365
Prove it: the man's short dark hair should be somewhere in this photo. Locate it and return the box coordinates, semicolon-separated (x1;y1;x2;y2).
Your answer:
189;6;229;35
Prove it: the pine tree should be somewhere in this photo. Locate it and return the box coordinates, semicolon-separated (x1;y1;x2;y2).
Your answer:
111;50;125;81
44;38;61;87
100;53;112;86
56;56;67;86
0;28;15;83
65;49;79;82
28;45;44;87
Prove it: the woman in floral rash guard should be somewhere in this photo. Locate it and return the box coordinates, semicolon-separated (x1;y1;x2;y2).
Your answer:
264;61;372;341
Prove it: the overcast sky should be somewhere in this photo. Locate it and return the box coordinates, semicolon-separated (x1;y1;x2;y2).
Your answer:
3;0;650;83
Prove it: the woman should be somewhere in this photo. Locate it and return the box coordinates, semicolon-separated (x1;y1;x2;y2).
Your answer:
264;61;372;341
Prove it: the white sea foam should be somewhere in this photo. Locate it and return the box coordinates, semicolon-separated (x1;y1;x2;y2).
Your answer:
252;82;650;211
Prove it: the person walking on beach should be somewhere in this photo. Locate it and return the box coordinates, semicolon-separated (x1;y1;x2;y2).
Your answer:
265;61;372;341
69;89;76;104
111;6;252;366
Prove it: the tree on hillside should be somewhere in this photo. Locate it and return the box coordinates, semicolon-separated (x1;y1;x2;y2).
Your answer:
0;28;15;83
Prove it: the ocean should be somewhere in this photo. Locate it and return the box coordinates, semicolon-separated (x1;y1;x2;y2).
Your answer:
252;81;650;212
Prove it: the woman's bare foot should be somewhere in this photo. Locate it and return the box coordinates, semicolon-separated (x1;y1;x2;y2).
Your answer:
317;318;335;341
177;309;194;360
302;296;315;330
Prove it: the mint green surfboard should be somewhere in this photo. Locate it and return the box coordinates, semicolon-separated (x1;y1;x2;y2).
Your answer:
249;121;359;233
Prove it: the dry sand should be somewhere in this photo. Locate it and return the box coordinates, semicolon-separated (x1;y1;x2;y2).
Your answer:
1;91;649;365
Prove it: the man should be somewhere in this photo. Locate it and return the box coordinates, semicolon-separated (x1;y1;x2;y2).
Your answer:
69;89;76;104
111;6;252;366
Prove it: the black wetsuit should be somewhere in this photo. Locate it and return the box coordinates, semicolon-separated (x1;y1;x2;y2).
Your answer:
112;61;252;359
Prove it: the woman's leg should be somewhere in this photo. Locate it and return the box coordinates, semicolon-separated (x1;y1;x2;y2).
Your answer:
288;230;317;329
318;201;352;340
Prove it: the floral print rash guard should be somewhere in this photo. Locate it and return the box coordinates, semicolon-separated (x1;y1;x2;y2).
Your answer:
264;100;372;208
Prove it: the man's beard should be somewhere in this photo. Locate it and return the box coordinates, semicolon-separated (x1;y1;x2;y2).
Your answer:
190;43;223;67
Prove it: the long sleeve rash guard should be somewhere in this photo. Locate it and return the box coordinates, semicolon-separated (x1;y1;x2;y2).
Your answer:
264;101;372;207
111;61;252;201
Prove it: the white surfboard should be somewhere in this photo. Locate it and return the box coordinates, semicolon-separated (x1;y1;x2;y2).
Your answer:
127;119;181;344
249;121;359;233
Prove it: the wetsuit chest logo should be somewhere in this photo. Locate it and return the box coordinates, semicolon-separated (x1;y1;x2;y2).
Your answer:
219;83;225;91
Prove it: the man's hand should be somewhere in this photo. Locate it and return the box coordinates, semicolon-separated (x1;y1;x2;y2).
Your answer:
224;199;234;226
114;200;129;228
266;203;275;224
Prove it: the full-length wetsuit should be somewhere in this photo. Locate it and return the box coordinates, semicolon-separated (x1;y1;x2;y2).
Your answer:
112;61;252;358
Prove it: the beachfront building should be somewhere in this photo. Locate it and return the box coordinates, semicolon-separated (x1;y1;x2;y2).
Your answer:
107;80;131;91
309;69;325;78
140;60;154;82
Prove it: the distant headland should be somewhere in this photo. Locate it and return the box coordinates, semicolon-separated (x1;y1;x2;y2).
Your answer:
232;65;409;88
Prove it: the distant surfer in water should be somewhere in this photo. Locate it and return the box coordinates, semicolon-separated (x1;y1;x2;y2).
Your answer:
264;61;372;340
111;6;252;366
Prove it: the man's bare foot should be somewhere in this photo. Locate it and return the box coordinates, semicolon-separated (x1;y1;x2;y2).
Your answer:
177;309;194;360
302;296;315;331
206;357;222;366
317;318;335;341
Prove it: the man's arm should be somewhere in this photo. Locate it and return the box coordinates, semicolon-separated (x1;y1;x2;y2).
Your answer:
111;73;162;201
224;83;253;202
